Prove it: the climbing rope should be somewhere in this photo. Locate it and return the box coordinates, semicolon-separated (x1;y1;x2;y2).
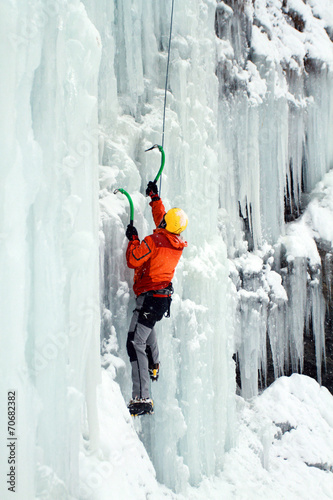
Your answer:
118;2;175;219
159;0;175;193
162;0;175;150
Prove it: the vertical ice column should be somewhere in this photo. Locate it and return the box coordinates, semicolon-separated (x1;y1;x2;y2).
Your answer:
236;284;269;399
285;68;306;220
31;3;101;495
0;1;102;497
304;67;333;191
307;273;326;385
283;258;308;373
81;0;119;124
267;299;288;379
266;268;289;381
180;242;236;484
0;1;42;498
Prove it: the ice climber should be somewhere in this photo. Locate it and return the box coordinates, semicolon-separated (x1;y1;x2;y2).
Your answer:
125;181;188;416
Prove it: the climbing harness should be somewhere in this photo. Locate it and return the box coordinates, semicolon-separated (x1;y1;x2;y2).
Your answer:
145;0;175;193
113;188;134;225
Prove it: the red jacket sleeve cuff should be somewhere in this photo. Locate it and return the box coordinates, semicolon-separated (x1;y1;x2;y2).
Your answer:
149;195;160;204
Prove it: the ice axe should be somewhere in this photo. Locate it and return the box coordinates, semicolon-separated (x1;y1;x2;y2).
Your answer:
113;188;134;226
145;144;165;186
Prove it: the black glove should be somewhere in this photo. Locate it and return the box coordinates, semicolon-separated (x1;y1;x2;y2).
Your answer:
146;181;158;198
126;224;138;241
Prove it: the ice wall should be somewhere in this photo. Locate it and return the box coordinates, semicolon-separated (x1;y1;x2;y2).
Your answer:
216;0;333;398
95;0;333;489
92;0;237;490
216;0;333;250
0;1;101;497
1;0;333;497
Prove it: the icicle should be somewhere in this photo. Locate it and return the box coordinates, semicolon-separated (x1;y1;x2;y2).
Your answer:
283;258;308;373
308;272;326;384
267;270;288;380
237;288;269;398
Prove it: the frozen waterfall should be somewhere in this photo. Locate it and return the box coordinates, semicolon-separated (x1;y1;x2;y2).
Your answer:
94;0;236;489
1;1;101;497
0;0;333;498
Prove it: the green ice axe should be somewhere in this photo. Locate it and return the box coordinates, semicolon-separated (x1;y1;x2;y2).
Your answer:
145;144;165;184
113;188;134;226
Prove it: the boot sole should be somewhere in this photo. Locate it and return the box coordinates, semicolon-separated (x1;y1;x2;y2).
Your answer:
128;402;154;417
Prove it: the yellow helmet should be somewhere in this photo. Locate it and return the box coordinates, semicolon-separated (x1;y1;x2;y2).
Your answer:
164;208;188;234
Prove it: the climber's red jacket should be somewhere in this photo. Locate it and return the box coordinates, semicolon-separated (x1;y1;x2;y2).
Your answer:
126;198;187;296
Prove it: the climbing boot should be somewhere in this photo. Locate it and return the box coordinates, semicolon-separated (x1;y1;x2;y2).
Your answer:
128;398;154;417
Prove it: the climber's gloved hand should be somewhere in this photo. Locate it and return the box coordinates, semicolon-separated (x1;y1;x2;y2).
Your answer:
146;181;159;199
126;224;138;241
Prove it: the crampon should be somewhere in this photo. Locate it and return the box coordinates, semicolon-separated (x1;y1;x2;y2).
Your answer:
128;398;154;417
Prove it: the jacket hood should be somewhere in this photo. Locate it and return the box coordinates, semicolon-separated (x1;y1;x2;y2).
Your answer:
154;228;188;249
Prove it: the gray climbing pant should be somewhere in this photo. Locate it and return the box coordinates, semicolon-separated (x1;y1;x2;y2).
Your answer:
126;291;171;399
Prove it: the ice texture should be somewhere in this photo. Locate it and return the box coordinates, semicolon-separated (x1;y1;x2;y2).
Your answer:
94;0;236;489
1;0;333;498
216;0;333;250
1;0;101;498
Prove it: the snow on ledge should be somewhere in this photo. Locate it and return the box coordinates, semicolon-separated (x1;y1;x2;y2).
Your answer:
79;372;333;500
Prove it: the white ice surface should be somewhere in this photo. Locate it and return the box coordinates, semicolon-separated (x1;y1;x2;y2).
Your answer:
280;169;333;263
1;0;333;498
79;373;333;500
